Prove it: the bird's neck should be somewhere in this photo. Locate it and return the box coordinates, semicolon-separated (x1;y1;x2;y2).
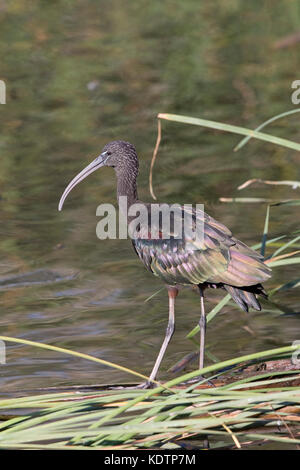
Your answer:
116;167;139;214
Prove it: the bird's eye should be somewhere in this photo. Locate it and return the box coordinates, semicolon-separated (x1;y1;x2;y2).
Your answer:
106;151;111;156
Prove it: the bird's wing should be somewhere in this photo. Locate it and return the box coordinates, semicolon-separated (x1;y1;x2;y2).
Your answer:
132;205;271;286
210;237;272;286
132;206;229;285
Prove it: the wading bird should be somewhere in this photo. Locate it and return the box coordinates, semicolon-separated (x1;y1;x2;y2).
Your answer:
58;141;271;388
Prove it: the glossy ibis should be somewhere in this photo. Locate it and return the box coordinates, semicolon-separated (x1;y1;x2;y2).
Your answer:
58;140;271;388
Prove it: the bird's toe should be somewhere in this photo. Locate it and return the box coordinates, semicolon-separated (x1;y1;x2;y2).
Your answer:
136;380;158;389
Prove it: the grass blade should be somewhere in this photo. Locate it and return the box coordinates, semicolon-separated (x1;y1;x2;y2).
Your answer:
0;335;156;385
158;113;300;152
234;108;300;151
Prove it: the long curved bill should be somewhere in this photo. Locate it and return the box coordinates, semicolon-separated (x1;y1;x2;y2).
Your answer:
58;152;108;211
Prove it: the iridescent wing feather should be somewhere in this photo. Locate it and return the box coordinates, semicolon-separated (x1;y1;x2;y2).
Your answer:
132;205;271;288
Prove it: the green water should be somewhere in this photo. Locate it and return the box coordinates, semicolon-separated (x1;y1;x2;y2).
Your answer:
0;0;300;394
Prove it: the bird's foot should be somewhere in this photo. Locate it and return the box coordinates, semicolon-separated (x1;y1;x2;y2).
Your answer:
181;375;215;387
108;381;158;390
136;380;158;389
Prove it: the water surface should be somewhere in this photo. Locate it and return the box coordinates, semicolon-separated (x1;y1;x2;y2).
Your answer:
0;1;300;394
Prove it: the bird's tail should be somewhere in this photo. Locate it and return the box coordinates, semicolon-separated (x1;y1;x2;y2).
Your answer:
224;283;268;312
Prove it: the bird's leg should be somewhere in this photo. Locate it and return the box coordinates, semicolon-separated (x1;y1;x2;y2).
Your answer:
138;286;178;389
180;285;211;386
199;285;206;370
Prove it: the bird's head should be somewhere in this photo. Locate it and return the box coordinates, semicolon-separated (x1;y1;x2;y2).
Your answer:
58;140;138;211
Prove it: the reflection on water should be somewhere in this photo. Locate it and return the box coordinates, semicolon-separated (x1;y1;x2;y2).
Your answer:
0;1;300;393
0;269;76;289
